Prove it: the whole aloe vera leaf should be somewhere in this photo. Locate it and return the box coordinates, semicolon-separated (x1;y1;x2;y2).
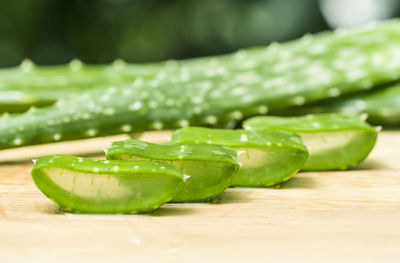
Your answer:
0;60;163;113
276;82;400;126
105;139;239;202
31;155;183;214
1;20;400;150
243;114;378;171
170;127;308;187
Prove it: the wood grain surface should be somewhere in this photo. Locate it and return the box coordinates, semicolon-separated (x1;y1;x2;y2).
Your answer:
0;131;399;263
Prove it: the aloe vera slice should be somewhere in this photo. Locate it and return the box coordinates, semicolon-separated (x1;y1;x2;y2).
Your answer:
243;114;378;171
105;139;239;202
31;155;183;213
170;127;308;187
1;20;400;150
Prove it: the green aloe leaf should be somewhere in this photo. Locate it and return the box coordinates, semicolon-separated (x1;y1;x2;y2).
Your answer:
1;20;400;150
31;155;183;213
0;60;162;113
276;82;400;126
243;114;379;171
105;139;239;202
170;127;308;187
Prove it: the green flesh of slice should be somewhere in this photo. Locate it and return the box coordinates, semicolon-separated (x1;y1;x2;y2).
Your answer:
31;155;183;213
170;127;308;187
243;113;378;171
105;140;239;202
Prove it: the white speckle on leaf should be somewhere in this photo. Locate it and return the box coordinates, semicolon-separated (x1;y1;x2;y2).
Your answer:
20;58;34;72
103;108;115;115
121;124;132;132
205;116;217;125
360;113;369;121
240;134;248;142
86;129;97;137
354;100;367;110
13;138;22;145
292;96;306;105
152;121;163;130
129;101;142;111
258;105;268;114
178;120;189;128
328;88;341;97
53;133;62;141
312;122;321;128
112;58;126;70
231;111;243;120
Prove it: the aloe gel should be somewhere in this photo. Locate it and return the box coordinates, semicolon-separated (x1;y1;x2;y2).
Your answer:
105;139;239;202
243;114;379;170
170;127;308;187
31;155;184;213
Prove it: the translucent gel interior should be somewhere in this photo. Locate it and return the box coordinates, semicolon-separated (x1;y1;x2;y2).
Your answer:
298;130;373;170
233;147;305;187
170;160;235;201
43;167;132;199
117;155;235;202
299;130;359;155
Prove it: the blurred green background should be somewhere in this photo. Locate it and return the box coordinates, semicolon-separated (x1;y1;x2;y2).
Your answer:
1;0;399;67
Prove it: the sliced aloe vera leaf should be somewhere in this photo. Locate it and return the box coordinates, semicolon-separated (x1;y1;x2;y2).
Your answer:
243;114;379;171
170;127;308;187
1;20;400;150
31;155;183;214
105;139;239;202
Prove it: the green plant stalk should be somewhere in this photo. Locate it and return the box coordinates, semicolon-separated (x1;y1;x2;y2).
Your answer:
0;20;399;150
274;82;400;126
31;155;184;213
105;139;239;202
170;127;308;187
243;113;379;171
0;60;163;113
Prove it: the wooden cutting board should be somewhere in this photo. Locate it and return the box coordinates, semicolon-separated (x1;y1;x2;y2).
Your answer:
1;131;399;263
